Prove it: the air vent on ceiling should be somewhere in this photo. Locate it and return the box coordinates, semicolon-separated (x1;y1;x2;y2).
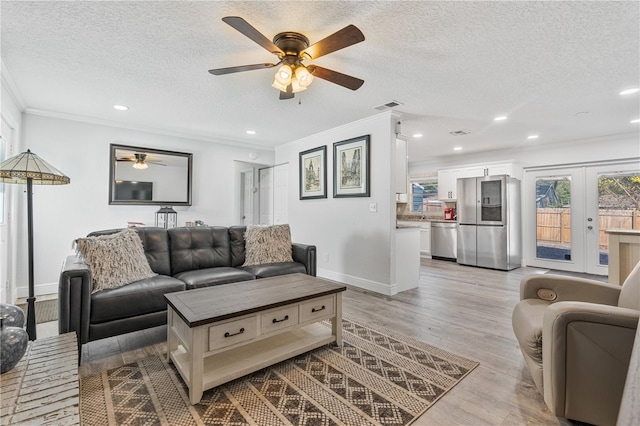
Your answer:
449;130;471;136
375;100;404;111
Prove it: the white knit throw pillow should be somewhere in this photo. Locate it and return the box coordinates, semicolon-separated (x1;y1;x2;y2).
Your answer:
243;224;293;266
75;229;156;293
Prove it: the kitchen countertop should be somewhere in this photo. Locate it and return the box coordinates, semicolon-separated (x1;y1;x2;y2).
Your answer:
397;217;456;224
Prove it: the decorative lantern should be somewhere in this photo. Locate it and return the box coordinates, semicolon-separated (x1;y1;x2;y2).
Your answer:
156;206;177;229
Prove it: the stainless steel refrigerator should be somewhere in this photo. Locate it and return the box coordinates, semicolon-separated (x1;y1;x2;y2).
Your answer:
457;175;521;270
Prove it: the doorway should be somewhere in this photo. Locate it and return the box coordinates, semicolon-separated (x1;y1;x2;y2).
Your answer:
525;160;640;275
240;168;255;226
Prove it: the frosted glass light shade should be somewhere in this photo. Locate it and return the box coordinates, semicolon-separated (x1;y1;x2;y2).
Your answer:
272;79;289;92
274;65;292;85
295;66;314;87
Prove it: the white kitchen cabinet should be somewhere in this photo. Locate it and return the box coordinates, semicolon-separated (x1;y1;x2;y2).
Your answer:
420;222;431;257
459;166;486;178
438;163;518;199
395;138;408;194
487;163;512;176
438;169;461;199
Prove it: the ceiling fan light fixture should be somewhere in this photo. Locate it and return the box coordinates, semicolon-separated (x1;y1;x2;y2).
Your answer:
275;64;292;85
272;79;289;92
291;77;307;93
294;66;313;87
132;161;148;170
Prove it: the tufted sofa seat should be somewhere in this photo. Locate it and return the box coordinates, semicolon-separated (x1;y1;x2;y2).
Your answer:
59;226;316;358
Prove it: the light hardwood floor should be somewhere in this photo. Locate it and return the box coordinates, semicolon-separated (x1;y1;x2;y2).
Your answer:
49;258;590;425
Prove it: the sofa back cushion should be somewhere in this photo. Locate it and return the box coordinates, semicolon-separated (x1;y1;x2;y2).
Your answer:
88;228;171;276
168;227;232;275
229;226;247;267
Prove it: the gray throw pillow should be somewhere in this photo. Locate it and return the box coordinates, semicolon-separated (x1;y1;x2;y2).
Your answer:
243;224;293;266
75;228;156;293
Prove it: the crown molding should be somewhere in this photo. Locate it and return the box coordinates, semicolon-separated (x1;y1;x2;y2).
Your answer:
23;107;275;152
1;60;27;111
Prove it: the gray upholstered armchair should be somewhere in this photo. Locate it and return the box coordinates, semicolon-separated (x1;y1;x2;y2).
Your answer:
512;261;640;426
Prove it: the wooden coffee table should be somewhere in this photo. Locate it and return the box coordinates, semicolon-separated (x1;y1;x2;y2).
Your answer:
164;273;346;404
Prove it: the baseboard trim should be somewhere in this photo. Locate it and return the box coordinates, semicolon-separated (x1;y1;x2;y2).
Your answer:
318;269;395;296
16;282;58;299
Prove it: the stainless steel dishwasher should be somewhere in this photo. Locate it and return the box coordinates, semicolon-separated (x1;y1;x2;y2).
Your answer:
431;222;458;260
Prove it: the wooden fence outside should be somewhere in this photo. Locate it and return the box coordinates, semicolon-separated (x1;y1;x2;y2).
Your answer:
537;208;640;249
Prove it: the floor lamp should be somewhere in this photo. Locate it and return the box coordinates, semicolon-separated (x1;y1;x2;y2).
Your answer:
0;149;70;340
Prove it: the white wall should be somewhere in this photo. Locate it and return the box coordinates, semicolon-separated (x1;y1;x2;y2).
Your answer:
275;111;399;294
409;133;640;174
15;113;275;297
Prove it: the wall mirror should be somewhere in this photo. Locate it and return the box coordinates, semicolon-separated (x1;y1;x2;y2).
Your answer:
109;143;192;205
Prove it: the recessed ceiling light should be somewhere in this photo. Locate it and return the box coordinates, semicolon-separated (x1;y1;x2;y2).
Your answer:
619;88;639;95
631;118;640;124
453;146;463;151
494;116;508;121
527;135;539;139
113;105;129;111
412;133;423;138
246;130;256;135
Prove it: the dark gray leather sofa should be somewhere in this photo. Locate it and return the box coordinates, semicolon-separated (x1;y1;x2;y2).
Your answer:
58;226;316;357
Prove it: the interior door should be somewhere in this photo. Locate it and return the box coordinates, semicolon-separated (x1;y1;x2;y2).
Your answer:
525;167;586;272
584;162;640;275
240;169;254;226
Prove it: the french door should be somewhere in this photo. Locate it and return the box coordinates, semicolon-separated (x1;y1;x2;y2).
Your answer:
525;160;640;275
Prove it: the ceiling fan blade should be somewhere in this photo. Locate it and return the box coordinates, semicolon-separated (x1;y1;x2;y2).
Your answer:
308;65;364;90
116;158;135;162
279;84;295;100
209;63;277;75
222;17;284;56
301;25;364;60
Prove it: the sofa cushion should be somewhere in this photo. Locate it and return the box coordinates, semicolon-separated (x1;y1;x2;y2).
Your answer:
512;298;550;363
90;275;185;323
241;262;306;279
76;228;157;293
169;227;232;275
174;267;255;290
229;226;247;267
133;227;172;275
243;224;293;266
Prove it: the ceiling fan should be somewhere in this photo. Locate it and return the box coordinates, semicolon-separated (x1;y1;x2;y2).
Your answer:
208;16;365;100
116;153;166;170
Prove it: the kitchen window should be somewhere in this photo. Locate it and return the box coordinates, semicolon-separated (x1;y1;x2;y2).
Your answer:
410;178;439;213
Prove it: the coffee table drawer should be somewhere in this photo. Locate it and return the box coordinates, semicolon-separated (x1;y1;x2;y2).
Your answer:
209;316;257;351
260;305;299;334
300;295;335;323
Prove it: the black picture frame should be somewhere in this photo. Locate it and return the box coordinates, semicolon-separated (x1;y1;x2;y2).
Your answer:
333;135;370;198
299;145;327;200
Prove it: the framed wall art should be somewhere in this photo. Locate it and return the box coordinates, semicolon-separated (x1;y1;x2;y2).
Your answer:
333;135;370;198
299;145;327;200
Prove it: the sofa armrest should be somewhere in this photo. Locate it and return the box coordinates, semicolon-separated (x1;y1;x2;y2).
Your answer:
292;243;316;276
542;301;638;423
58;255;92;349
520;274;621;305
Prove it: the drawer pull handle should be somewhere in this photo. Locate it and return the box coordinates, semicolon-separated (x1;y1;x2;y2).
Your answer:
312;305;326;313
224;328;245;338
272;315;289;324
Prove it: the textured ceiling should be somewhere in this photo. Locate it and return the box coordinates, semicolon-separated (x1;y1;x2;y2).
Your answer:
2;1;639;163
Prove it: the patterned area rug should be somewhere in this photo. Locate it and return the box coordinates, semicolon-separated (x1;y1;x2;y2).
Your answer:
80;316;478;425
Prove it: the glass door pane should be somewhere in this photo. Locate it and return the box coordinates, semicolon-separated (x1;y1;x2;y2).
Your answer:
535;176;572;262
480;179;503;222
596;172;640;266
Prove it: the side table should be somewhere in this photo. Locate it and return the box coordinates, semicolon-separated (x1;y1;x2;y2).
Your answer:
0;332;79;425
